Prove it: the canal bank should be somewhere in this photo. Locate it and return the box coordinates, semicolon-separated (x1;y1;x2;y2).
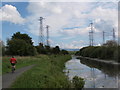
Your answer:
64;55;120;88
77;56;120;65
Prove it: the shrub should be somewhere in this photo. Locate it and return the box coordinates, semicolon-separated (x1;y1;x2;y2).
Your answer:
51;46;60;54
60;50;69;55
77;45;119;62
72;76;85;88
6;32;37;56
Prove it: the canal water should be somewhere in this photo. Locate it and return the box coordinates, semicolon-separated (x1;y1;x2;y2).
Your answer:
65;55;120;88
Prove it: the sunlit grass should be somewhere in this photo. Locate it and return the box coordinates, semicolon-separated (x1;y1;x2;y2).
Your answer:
2;55;46;74
3;55;72;88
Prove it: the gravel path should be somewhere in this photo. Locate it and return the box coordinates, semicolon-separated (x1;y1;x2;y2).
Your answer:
2;65;35;88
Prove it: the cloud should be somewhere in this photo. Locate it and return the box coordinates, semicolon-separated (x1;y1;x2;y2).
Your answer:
57;37;88;49
25;2;118;39
92;6;118;38
25;2;94;37
28;0;119;3
2;2;117;47
56;43;82;49
61;25;101;36
91;6;118;26
61;27;89;36
53;40;88;49
26;2;73;37
0;4;25;24
52;6;62;14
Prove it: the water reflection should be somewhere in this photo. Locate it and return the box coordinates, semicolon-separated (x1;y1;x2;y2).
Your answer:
80;58;120;77
65;56;119;88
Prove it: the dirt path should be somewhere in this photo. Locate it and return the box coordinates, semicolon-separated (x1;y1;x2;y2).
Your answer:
2;65;35;88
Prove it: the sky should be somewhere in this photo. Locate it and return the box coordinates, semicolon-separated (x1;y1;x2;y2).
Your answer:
1;0;119;49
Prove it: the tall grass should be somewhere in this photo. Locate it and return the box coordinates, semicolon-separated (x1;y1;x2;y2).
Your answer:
9;55;72;88
2;56;40;74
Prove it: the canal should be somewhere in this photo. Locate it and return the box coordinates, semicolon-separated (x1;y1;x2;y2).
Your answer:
65;55;120;88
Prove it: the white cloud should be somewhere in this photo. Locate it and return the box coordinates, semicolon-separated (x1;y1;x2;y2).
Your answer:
91;6;118;25
61;26;101;36
25;2;118;38
53;40;87;49
28;0;119;3
52;6;62;14
61;43;83;49
48;39;54;45
57;43;82;49
61;27;89;36
0;4;25;24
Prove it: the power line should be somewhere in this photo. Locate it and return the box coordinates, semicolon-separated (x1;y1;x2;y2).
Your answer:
89;31;91;46
38;17;45;45
89;22;94;46
113;28;116;41
46;25;50;46
102;31;106;44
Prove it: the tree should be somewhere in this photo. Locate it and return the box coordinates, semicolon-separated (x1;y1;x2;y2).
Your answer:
60;49;69;55
45;45;51;54
35;43;46;54
12;32;33;45
0;41;2;56
25;44;37;56
103;40;117;47
6;32;37;56
6;39;27;55
0;41;5;56
52;46;60;54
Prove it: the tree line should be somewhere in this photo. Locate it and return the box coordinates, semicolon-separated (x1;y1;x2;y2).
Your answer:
1;32;69;56
75;40;120;62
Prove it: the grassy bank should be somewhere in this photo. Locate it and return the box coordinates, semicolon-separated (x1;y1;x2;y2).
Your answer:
5;55;73;88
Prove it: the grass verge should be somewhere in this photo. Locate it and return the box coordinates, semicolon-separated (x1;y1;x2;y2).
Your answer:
2;56;41;74
10;55;72;88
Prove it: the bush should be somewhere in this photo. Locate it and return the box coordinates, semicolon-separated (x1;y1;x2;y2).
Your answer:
72;76;85;88
60;50;69;55
51;46;60;54
77;45;119;62
35;43;47;54
6;32;37;56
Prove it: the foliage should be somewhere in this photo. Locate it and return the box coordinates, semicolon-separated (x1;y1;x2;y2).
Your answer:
35;44;69;55
0;41;5;56
3;55;73;88
76;40;119;62
72;76;85;88
45;45;51;54
69;51;77;55
12;32;33;45
117;46;120;62
4;32;69;56
0;41;2;56
2;45;5;56
52;46;60;54
35;43;47;54
103;40;117;47
60;49;69;55
6;32;37;56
